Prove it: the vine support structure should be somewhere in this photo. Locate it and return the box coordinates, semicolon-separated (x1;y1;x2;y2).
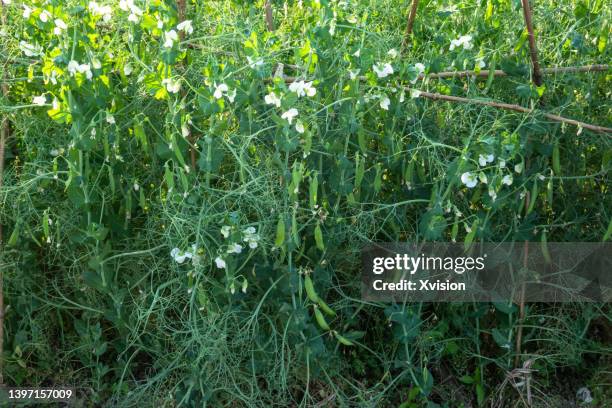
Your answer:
412;90;612;134
265;1;274;31
0;0;7;387
402;0;419;49
521;0;543;87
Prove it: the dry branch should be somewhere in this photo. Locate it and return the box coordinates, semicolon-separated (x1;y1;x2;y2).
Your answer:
0;0;7;387
521;0;543;86
414;90;612;134
265;1;274;31
402;0;420;48
277;64;608;83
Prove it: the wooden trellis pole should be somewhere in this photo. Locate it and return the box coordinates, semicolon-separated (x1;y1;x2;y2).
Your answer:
403;0;419;48
521;0;543;87
412;90;612;134
0;0;7;387
265;1;274;31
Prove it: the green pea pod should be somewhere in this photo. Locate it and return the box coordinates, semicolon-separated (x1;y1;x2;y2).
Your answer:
313;305;330;331
603;218;612;242
7;222;20;247
275;217;285;248
355;154;364;188
552;143;561;175
546;177;553;207
527;181;538;215
464;219;479;252
42;209;50;238
317;298;336;317
541;230;551;264
374;163;382;193
451;216;459;242
309;173;318;209
304;274;319;302
334;331;354;346
314;223;324;250
164;162;175;190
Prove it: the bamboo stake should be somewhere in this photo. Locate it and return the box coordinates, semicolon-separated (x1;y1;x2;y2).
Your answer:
402;0;419;48
521;0;543;87
265;1;274;32
0;0;7;387
276;64;608;83
514;186;531;368
413;90;612;134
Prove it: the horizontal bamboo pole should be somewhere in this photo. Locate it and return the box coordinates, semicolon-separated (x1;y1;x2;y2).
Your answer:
278;64;609;83
413;90;612;134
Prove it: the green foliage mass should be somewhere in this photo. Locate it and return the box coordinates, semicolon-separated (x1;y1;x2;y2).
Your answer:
0;0;610;406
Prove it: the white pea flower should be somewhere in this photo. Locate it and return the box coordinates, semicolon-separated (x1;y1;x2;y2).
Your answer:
352;48;361;57
177;20;193;34
221;225;232;238
243;227;256;235
488;188;497;201
77;63;93;79
576;387;593;404
373;63;394;78
19;41;42;57
123;63;133;76
450;34;474;51
227;243;243;254
67;60;79;75
410;89;422;98
53;19;67;35
22;5;32;19
414;63;426;75
181;123;190;137
387;48;398;59
379;96;390;110
264;92;281;107
499;159;506;168
476;57;486;69
514;163;523;174
213;83;229;99
39;10;51;23
295;120;305;134
281;108;298;125
215;256;227;269
171;247;193;264
247;56;264;68
89;2;112;21
92;58;102;69
289;80;316;97
164;30;178;48
156;17;164;29
50;149;59;156
502;174;513;186
349;69;360;80
2;0;11;4
226;88;237;103
106;113;115;124
32;95;47;106
478;153;495;167
120;0;142;21
162;78;181;93
461;172;478;188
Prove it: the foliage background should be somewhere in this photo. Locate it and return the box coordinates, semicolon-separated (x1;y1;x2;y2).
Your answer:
0;0;610;406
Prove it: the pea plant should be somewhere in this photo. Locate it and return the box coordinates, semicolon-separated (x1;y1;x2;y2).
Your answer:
0;0;610;406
